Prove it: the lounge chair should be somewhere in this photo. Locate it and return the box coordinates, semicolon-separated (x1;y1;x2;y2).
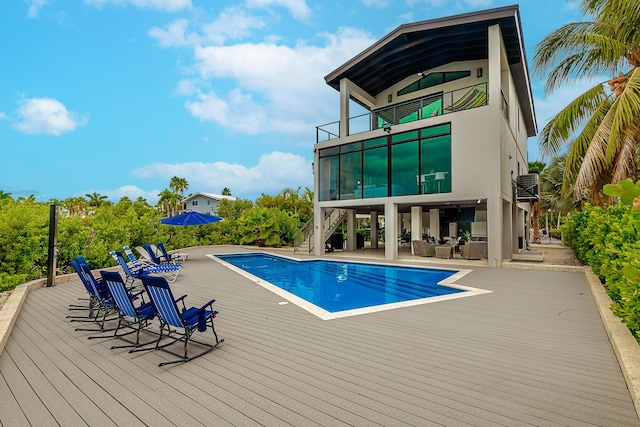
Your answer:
69;258;117;332
123;246;154;268
95;270;157;349
460;241;488;260
112;250;181;284
157;242;188;262
135;274;223;366
143;244;181;266
69;256;108;319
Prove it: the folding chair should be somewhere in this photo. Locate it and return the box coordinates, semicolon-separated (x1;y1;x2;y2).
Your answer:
143;244;183;268
93;271;158;349
134;274;223;366
123;246;154;268
69;257;107;319
157;242;188;263
70;259;117;332
112;250;180;284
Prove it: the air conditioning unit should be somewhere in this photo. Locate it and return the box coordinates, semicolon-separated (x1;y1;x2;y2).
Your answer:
516;173;539;202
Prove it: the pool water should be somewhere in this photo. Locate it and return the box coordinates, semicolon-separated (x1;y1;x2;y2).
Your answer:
216;253;462;313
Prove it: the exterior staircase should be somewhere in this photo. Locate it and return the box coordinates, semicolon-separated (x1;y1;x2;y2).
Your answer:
293;209;348;253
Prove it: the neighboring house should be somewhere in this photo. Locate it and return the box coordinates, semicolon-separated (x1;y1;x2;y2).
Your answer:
312;5;537;267
182;192;236;215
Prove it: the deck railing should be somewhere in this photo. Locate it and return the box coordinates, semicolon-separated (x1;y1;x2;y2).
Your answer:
316;81;488;143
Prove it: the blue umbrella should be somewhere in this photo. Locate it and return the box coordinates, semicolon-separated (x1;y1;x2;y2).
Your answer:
160;211;223;226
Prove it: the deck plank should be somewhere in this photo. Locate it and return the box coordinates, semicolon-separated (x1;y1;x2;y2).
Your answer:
0;247;638;426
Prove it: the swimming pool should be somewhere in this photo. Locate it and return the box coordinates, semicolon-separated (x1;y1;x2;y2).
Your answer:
213;253;489;319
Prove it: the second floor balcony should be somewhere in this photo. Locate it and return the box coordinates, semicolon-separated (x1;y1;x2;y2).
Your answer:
316;81;488;143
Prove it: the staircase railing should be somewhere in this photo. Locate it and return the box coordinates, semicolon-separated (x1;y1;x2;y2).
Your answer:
293;216;314;253
293;208;348;253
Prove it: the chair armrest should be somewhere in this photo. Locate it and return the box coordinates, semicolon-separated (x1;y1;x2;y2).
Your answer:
198;299;216;312
175;294;188;310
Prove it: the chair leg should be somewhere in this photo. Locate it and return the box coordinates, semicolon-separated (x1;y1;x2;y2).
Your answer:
157;321;224;367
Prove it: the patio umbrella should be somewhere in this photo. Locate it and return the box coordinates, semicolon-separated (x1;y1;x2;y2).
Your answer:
160;211;223;226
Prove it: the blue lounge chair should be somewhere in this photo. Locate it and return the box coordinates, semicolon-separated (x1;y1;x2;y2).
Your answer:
157;242;188;263
69;258;117;332
111;250;180;284
69;256;108;319
96;271;157;349
123;246;153;268
135;274;223;366
143;244;183;269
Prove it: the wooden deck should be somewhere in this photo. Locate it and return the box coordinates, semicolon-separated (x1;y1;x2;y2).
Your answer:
1;246;638;426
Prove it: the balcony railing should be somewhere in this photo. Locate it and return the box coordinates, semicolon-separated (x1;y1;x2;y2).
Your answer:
316;81;488;143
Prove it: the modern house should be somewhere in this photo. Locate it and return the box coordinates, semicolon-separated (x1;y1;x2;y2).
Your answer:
182;192;236;215
311;5;537;267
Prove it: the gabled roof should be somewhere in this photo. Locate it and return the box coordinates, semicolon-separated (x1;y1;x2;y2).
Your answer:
183;192;236;203
324;5;537;136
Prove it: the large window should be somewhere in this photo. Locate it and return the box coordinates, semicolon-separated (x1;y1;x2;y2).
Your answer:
391;141;418;196
318;123;451;201
339;151;362;199
397;71;470;97
363;144;388;198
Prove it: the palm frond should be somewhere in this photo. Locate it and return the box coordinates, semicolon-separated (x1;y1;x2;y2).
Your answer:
571;101;616;199
538;32;631;91
609;131;639;184
607;68;640;157
538;83;609;157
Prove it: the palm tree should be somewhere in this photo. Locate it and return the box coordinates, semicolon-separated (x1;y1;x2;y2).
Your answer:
86;192;107;207
533;0;640;204
169;176;189;213
528;161;547;244
540;154;580;225
157;189;179;217
221;187;232;196
0;190;12;201
63;196;86;218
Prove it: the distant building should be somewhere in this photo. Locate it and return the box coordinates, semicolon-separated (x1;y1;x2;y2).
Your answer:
182;192;236;215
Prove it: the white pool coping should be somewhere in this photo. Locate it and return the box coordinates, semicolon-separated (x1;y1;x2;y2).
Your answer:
208;253;492;320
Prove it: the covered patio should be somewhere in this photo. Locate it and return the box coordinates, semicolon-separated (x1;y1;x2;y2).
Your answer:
1;246;638;425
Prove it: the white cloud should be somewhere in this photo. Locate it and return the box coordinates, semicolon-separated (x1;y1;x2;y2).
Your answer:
183;27;376;137
14;97;88;136
0;112;7;120
84;0;191;12
201;8;267;45
245;0;312;21
132;151;313;198
149;19;199;47
88;185;161;204
24;0;50;18
149;8;267;48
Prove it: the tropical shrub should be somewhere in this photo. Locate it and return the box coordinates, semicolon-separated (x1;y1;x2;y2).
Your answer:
563;180;640;340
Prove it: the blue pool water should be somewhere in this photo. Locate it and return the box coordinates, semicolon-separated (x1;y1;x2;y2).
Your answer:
216;253;461;313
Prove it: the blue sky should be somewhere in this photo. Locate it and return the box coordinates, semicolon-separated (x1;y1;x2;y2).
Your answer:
0;0;588;204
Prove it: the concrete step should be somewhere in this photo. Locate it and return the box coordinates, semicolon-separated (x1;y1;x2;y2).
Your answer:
511;252;544;262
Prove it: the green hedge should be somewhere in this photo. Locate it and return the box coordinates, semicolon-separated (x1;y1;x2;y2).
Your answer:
562;203;640;340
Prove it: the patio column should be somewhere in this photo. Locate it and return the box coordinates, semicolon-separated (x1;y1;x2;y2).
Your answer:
384;202;398;261
429;209;440;240
339;78;350;138
313;206;325;256
371;211;379;249
410;206;422;254
346;209;357;251
487;196;503;267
